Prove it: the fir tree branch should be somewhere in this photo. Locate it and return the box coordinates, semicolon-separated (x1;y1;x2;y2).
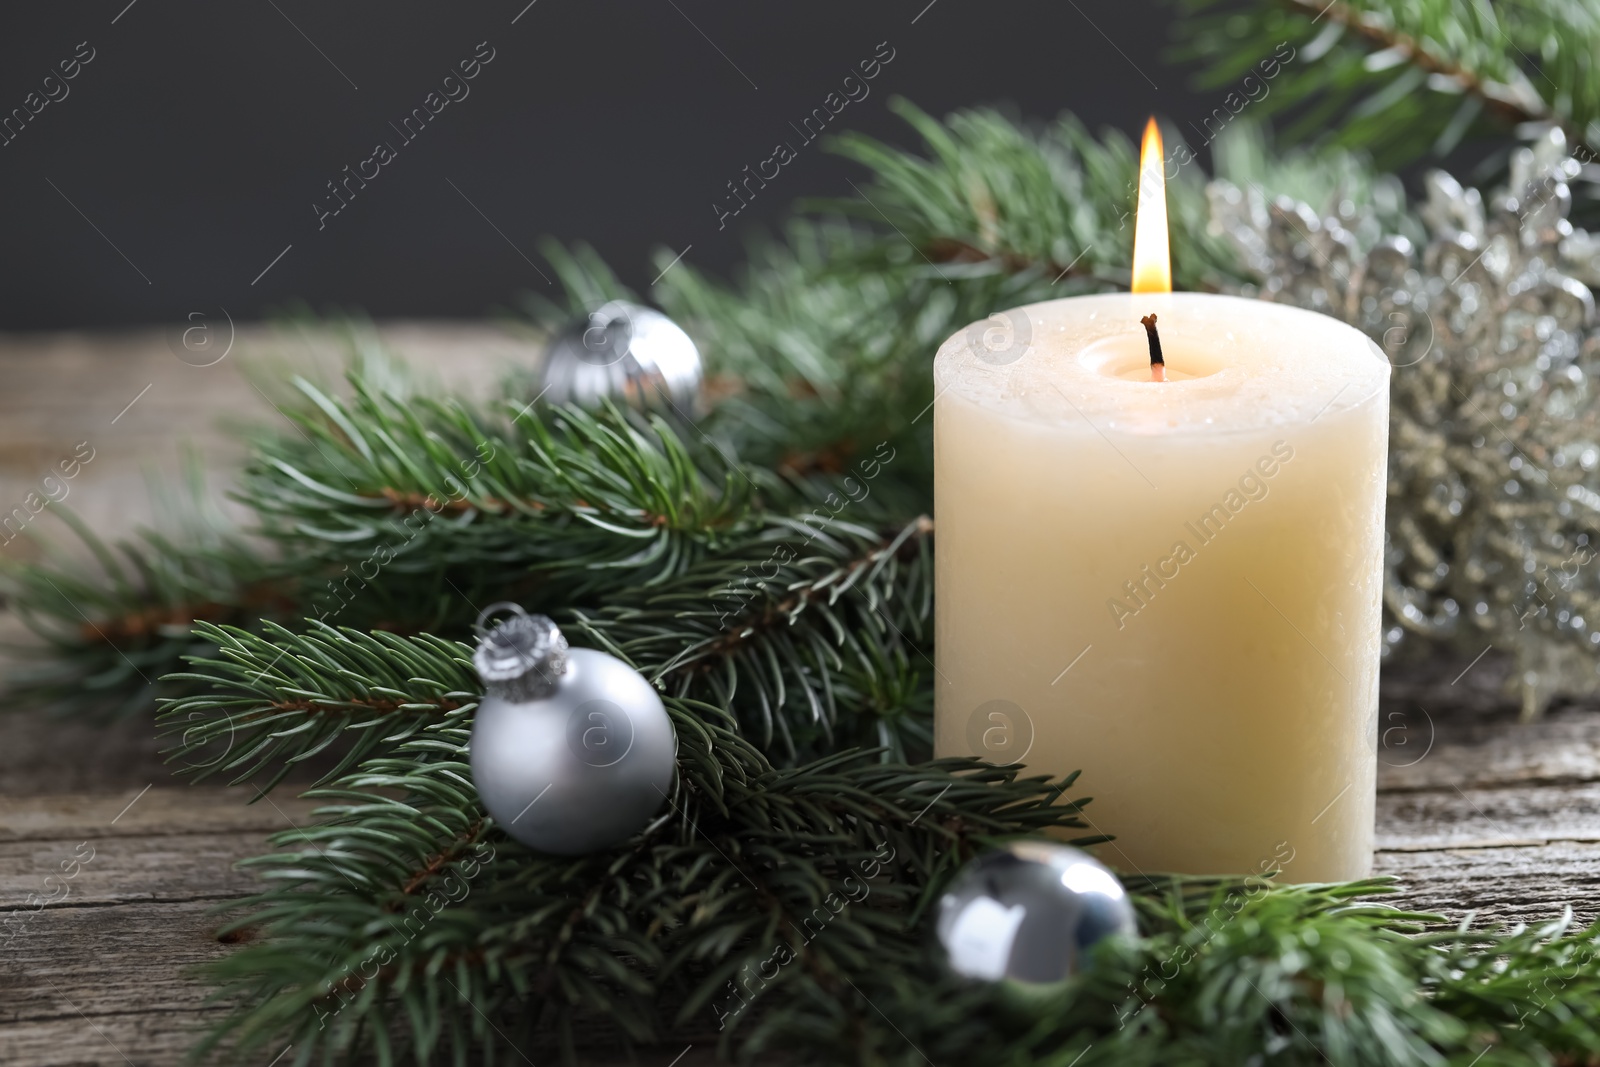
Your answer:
1285;0;1554;127
7;377;786;720
656;218;944;498
158;621;479;792
187;627;1600;1066
183;628;1093;1065
239;377;763;606
570;513;935;762
158;513;936;785
816;98;1246;294
2;488;289;718
1179;0;1600;166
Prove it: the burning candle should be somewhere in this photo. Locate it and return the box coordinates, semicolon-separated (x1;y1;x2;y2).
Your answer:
932;119;1390;882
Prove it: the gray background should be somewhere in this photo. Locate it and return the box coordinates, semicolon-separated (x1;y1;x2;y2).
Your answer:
0;0;1228;328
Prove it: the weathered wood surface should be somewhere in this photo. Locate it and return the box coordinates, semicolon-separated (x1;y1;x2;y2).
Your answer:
0;328;1596;1064
1365;654;1600;927
0;324;714;1066
8;659;1596;1066
0;321;532;568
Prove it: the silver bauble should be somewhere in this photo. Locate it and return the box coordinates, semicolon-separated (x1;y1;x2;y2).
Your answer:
538;300;702;414
936;841;1136;984
468;607;676;855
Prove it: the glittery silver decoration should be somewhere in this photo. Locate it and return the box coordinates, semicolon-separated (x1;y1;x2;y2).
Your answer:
1209;128;1600;717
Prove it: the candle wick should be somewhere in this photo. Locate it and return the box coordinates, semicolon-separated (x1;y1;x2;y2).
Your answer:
1140;313;1166;382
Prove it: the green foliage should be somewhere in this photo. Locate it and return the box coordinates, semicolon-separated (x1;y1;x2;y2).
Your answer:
17;3;1600;1053
569;513;934;762
251;375;755;583
170;626;1096;1067
774;879;1600;1067
1178;0;1600;168
160;513;933;782
160;621;480;793
821;98;1245;293
2;101;1390;723
2;468;289;717
659;219;946;494
172;625;1600;1066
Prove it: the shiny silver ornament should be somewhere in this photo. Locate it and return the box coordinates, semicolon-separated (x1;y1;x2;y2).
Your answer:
1209;127;1600;717
537;300;702;414
936;841;1136;985
468;605;676;855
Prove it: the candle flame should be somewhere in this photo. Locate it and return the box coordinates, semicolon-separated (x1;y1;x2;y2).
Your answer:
1131;117;1171;294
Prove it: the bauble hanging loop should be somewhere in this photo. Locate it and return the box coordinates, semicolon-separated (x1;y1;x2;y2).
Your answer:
468;607;676;855
472;603;568;702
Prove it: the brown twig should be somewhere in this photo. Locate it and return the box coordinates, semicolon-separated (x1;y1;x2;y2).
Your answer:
379;487;689;528
79;584;297;644
396;818;487;900
1279;0;1561;134
778;440;858;477
690;516;933;668
925;237;1098;283
268;694;467;715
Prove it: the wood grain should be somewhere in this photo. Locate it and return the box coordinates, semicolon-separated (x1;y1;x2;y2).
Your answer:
4;900;243;1021
1377;709;1600;791
1374;841;1600;927
0;321;529;568
1377;782;1600;851
0;789;322;846
9;672;1594;1065
0;329;1597;1063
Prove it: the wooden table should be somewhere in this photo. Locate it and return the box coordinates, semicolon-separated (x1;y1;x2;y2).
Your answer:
0;323;717;1065
6;656;1595;1066
1;328;1596;1065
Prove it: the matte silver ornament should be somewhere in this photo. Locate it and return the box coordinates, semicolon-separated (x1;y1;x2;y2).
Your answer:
468;605;676;855
537;300;702;414
936;841;1136;984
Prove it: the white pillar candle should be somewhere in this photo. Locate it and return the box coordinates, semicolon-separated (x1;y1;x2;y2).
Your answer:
932;291;1389;882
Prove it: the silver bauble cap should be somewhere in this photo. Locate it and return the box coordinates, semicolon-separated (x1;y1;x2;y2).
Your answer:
473;605;569;702
537;300;702;414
